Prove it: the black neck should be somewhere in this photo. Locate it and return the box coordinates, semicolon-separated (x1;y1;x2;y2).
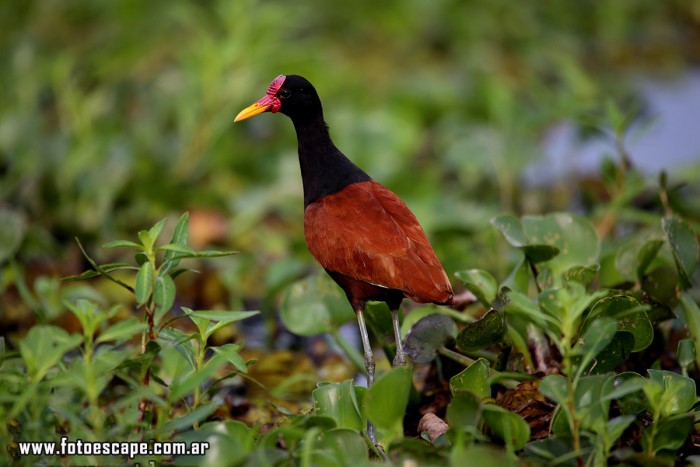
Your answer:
292;115;371;207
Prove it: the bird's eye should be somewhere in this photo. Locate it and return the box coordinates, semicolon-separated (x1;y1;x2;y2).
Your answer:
279;88;291;99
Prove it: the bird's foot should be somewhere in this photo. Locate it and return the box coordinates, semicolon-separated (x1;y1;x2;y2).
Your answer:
366;423;388;461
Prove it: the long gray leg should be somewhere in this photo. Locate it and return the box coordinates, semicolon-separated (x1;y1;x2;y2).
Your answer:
356;308;377;444
391;308;406;367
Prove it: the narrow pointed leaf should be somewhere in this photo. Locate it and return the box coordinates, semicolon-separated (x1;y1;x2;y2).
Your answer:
134;262;154;306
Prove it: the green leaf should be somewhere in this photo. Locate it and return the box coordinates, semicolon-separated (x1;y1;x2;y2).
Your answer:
606;415;636;446
210;343;248;373
449;358;491;399
0;208;26;263
678;293;700;370
604;372;648;415
662;217;699;288
134;262;154;306
175;420;256;467
644;413;694;454
280;275;355;336
647;369;696;416
539;374;569;407
404;313;457;364
366;366;412;444
454;269;498;306
312;380;364;431
573;317;617;377
574;375;611;432
456;309;506;352
169;356;228;401
636;239;664;280
158;243;195;255
564;264;599;287
677;339;696;375
184;308;259;341
583;331;634;374
163;213;190;273
160;403;218;434
522;213;600;274
148;218;167;243
153;274;176;325
491;214;528;247
19;325;82;382
587;295;653;352
102;240;144;250
96;317;147;344
316;429;368;463
482;404;530;451
447;392;482;430
503;290;558;330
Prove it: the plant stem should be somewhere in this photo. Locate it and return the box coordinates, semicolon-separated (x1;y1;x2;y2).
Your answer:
330;330;366;374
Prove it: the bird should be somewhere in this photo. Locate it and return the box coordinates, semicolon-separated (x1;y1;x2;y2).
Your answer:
235;74;453;443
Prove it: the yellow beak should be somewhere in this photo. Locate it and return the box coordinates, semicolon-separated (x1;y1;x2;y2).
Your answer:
234;102;270;122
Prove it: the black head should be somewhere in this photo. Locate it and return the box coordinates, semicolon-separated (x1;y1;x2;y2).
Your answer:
234;74;323;123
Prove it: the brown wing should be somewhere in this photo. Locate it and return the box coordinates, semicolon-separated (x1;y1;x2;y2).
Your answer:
304;180;453;304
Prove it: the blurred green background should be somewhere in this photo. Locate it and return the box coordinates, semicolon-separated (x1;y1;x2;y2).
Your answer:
2;0;699;335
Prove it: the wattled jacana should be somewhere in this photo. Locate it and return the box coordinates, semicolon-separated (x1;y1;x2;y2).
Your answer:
235;75;454;442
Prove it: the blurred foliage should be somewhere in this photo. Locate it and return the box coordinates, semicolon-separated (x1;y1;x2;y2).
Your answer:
1;0;700;465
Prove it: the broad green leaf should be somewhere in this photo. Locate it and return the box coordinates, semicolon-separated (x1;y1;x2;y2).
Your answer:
456;309;506;352
647;369;696;416
176;420;256;467
573;317;617;377
564;264;599;287
582;331;634;374
454;269;498;306
153;274;176;324
134;262;154;306
447;392;482;430
482;404;530;451
280;275;355;336
316;429;368;463
366;366;412;444
587;295;653;352
539;374;569;407
607;416;636;446
96;317;147;344
642;265;679;306
522;213;600;274
312;380;364;431
502;256;530;293
449;358;491;398
604;372;648;415
574;375;611;432
404;313;457;364
644;413;694;455
491;214;528;247
662;217;698;288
